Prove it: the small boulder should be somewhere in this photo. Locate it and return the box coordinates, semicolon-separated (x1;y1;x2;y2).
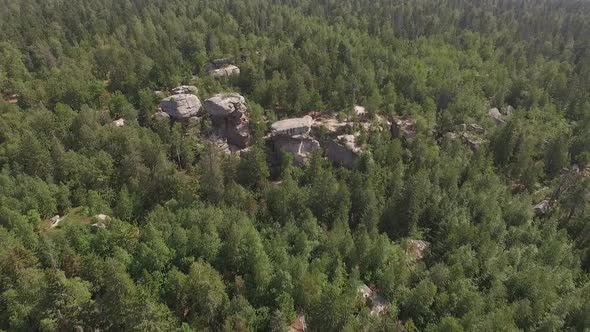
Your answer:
112;118;125;127
49;215;62;228
488;108;505;125
533;199;551;216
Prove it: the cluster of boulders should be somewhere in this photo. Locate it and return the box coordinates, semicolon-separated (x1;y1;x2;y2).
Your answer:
156;81;520;171
157;85;252;150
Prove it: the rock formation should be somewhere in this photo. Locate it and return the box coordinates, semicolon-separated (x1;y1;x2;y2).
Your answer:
160;94;202;119
533;199;551;215
488;107;506;125
406;239;430;261
271;116;313;136
204;93;251;149
207;58;240;78
269;116;320;166
357;284;389;316
391;116;417;139
171;85;198;95
325;134;363;169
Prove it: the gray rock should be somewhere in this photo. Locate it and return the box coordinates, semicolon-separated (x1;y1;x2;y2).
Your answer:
533;199;551;215
209;65;240;78
153;110;171;121
325;134;363;169
271;116;313;136
160;94;202;119
467;123;485;134
271;134;320;166
391;116;417;139
204;93;251;149
112;118;125;127
204;93;247;117
172;85;198;95
488;108;505;125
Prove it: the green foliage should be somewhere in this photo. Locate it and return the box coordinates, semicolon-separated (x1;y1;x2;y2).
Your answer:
0;0;589;331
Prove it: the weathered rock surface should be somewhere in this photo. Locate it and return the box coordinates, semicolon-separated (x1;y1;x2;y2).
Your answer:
207;59;240;78
153;110;171;121
325;134;363;169
357;284;389;316
209;65;240;78
271;134;320;166
271;116;313;136
533;199;551;215
171;85;198;95
406;239;430;260
112;118;125;127
391;116;417;139
488;107;506;125
204;93;247;117
204;93;251;149
160;94;202;119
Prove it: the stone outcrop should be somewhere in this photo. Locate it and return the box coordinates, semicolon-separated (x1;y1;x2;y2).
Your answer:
391;116;417;139
357;284;389;316
325;134;363;169
208;58;240;78
533;199;551;215
445;123;486;151
112;118;125;127
49;215;62;228
488;107;506;125
288;315;307;332
210;65;240;78
406;239;430;261
160;94;202;119
204;93;251;149
171;85;198;95
204;93;246;117
269;116;320;166
271;116;313;136
270;134;320;166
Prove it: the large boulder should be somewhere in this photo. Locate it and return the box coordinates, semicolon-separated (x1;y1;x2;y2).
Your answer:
271;116;313;136
204;93;247;117
209;65;240;78
204;93;251;149
325;134;363;169
160;94;202;119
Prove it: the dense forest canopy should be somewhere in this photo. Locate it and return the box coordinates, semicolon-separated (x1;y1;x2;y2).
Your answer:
0;0;589;331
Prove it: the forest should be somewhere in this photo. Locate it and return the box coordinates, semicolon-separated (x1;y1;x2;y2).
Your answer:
0;0;589;331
